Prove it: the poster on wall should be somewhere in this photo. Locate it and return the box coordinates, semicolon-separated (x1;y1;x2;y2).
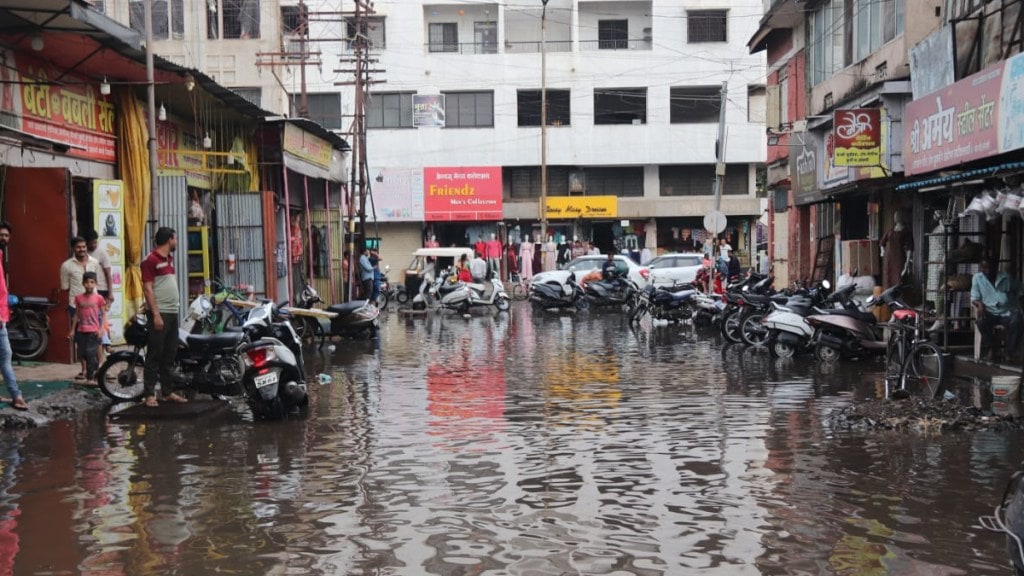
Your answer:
413;94;446;128
372;168;425;221
94;180;126;345
423;166;503;221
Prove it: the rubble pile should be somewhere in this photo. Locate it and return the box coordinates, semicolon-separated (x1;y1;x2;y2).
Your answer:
829;397;1024;432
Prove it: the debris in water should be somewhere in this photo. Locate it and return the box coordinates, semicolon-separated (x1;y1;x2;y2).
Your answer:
828;397;1024;432
317;374;332;385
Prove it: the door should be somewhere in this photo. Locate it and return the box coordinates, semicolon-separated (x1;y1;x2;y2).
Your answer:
4;167;72;363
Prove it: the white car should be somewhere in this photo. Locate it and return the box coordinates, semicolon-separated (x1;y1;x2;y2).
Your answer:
646;253;704;287
530;255;649;287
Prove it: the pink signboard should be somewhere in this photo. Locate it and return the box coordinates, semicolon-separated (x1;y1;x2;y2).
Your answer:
423;167;503;221
904;63;1003;175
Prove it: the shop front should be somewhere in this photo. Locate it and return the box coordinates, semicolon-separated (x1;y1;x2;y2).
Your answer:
543;196;618;256
423;165;503;257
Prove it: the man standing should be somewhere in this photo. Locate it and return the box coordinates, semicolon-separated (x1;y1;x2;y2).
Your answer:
0;235;26;410
357;246;374;300
727;249;742;279
60;237;100;382
972;258;1023;362
470;250;488;282
141;227;186;407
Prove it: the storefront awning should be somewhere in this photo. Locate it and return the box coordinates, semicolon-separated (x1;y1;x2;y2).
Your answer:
895;161;1024;191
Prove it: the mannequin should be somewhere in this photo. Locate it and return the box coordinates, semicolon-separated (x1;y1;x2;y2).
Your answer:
543;235;557;271
424;234;439;249
485;232;502;276
556;234;571;267
520;234;534;279
474;235;486;259
880;212;912;287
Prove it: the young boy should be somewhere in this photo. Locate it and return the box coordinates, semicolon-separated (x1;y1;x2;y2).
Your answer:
69;272;105;385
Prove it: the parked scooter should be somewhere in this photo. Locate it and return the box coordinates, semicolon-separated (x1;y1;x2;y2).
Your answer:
585;269;640;308
462;275;512;311
293;278;379;341
762;280;834;358
7;295;53;361
529;272;589;312
980;462;1024;576
412;268;475;312
238;300;309;420
805;283;886;361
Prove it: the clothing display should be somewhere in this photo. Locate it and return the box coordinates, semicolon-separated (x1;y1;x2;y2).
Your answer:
556;242;571;267
520;241;535;279
880;224;911;286
542;240;557;271
485;238;502;275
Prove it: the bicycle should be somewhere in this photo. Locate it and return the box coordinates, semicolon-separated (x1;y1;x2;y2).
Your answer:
196;280;255;334
509;273;530;301
878;286;945;399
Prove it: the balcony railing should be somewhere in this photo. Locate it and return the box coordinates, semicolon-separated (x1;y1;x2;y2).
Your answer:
424;39;652;54
503;40;574;54
579;39;652;51
425;41;499;54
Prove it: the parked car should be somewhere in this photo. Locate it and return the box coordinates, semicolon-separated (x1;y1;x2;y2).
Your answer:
647;253;704;287
531;255;649;287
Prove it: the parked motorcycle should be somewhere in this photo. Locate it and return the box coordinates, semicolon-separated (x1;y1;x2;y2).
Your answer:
630;283;699;324
293;278;379;341
530;272;589;312
238;300;309;420
805;283;886;361
7;295;53;360
762;280;834;358
584;269;640;309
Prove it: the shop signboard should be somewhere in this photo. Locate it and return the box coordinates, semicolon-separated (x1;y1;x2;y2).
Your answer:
423;167;502;221
0;49;116;163
832;108;882;166
282;123;333;170
794;138;818;194
545;196;618;219
93;180;126;345
156;120;213;189
413;94;446;128
372;168;425;221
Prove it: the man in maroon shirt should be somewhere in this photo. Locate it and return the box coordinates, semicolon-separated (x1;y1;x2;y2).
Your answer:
141;227;186;407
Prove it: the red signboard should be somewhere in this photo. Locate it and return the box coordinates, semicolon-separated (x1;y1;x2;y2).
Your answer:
423;166;503;221
0;51;117;163
904;62;1003;176
832;108;881;166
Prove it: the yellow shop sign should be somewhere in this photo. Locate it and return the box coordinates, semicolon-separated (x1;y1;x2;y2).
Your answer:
545;196;618;219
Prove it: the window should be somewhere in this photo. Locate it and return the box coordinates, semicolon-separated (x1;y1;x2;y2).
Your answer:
233;87;262;107
747;84;767;123
687;10;727;43
854;0;904;61
208;0;260;39
598;20;628;50
810;0;850;85
346;16;386;50
442;92;493;128
594;88;647;125
659;165;748;196
778;66;789;125
584;167;644;197
670;86;721;123
281;5;305;35
366;92;415;129
129;0;183;40
302;93;342;130
474;21;497;54
517;89;571;126
508;167;570;199
428;22;458;53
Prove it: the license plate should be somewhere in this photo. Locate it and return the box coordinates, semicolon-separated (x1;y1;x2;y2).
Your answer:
254;371;279;389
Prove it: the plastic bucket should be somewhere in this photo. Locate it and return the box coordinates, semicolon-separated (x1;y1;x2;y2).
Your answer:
991;375;1020;400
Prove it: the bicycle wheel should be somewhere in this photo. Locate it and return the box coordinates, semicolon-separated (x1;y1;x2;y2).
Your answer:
512;283;528;301
901;341;945;398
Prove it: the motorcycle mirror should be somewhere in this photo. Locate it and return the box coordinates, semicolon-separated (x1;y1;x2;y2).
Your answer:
821;280;832;290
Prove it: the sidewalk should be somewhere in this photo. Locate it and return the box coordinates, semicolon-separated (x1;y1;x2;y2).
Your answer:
0;361;106;429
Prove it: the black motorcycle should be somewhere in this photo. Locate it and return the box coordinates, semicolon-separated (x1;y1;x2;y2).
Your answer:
96;312;248;404
630;283;700;324
584;269;639;308
529;272;589;312
7;295;53;360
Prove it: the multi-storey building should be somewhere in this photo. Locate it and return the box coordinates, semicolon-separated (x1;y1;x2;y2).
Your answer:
301;0;767;267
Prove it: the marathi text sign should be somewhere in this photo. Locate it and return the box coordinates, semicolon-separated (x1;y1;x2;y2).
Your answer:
423;167;502;221
833;108;881;166
413;94;445;128
904;62;1002;175
545;196;618;219
156;120;213;189
283;123;333;169
0;49;116;163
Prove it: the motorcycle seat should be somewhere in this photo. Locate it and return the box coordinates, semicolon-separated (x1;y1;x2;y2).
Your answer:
187;331;245;350
19;297;51;306
328;302;365;315
743;293;773;305
826;309;876;323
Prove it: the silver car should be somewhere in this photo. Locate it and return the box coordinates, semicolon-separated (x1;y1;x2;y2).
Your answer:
647;253;704;287
531;255;650;287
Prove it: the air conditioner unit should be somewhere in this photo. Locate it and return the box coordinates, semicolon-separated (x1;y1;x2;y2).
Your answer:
792;119;808;132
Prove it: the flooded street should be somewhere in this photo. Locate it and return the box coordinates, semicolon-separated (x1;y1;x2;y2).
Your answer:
0;304;1019;575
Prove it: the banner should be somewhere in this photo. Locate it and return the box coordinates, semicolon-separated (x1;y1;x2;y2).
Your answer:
832;108;881;166
93;180;127;345
545;196;618;219
372;168;425;221
282;123;333;169
413;94;445;128
423;166;502;221
0;49;116;163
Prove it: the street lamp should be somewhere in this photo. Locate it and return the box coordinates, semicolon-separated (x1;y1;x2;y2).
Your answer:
539;0;549;242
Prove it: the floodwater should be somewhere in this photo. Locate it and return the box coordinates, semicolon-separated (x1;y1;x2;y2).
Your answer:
0;304;1019;575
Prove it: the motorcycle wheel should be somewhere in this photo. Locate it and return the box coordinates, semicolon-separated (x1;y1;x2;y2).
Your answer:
11;325;48;361
574;295;590;311
629;302;648;325
740;313;768;347
396;289;409;304
770;339;796;359
412;300;426;311
96;353;146;402
252;397;287;421
720;310;744;344
815;343;841;363
495;296;511;311
376;292;390;312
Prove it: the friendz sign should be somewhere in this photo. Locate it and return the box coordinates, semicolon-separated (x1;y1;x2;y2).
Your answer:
423;166;503;221
832;108;881;166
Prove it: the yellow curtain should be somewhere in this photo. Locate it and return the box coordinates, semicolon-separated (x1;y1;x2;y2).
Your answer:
246;134;259;192
115;89;151;315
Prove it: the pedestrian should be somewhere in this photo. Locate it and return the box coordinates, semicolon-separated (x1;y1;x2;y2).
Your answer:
358;245;374;299
369;250;382;302
456;254;472;282
470;250;488;282
727;249;741;279
0;235;26;411
141;227;187;407
0;221;10;285
59;236;100;383
68;272;105;386
84;230;113;359
972;257;1023;362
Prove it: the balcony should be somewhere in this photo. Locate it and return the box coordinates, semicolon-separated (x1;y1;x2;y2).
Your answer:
503;40;573;54
579;38;652;51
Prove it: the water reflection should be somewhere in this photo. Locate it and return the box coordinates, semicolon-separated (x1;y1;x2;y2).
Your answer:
0;305;1016;574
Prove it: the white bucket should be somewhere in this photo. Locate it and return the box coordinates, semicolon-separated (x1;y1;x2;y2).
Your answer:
991;375;1020;400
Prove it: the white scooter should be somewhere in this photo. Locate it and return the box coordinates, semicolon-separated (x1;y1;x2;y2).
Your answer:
463;276;511;312
412;268;474;312
762;280;832;358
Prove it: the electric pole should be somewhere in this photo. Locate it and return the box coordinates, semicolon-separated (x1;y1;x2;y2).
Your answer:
255;0;322;118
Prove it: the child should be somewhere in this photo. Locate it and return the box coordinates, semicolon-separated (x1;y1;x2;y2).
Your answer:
69;272;105;385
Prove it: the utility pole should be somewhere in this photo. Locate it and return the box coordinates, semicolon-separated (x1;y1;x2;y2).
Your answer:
255;0;322;118
539;0;550;243
705;80;728;295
